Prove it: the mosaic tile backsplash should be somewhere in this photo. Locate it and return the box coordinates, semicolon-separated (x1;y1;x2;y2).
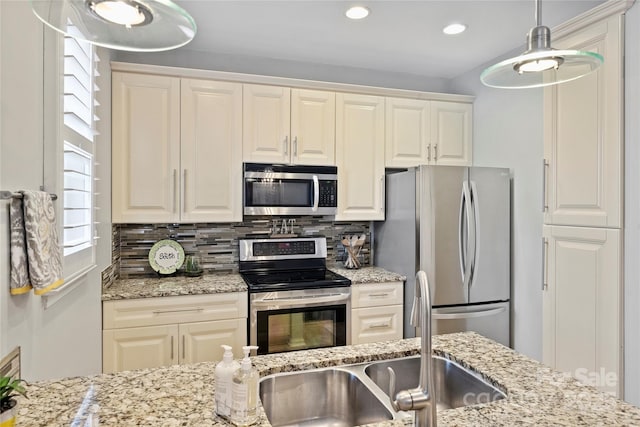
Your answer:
113;216;372;279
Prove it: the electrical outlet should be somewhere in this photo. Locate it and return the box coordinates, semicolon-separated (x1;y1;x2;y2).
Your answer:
0;347;20;379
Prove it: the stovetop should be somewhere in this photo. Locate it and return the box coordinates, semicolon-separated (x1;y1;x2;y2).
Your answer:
238;236;351;292
241;268;350;293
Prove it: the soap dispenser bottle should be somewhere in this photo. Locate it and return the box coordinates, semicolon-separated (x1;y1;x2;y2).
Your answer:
231;346;259;426
214;345;240;419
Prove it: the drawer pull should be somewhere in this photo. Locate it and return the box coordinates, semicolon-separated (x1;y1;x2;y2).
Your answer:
368;293;389;298
182;335;186;360
152;307;204;315
171;336;174;360
368;322;391;329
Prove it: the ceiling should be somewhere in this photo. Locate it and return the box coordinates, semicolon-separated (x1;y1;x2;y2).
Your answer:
175;0;604;80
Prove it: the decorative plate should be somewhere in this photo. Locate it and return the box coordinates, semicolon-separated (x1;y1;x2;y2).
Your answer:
148;239;185;274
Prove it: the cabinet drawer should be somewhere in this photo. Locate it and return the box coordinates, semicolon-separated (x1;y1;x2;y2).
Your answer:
352;305;403;345
103;292;248;329
351;282;403;308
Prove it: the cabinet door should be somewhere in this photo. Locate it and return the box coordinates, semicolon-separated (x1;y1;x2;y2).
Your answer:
335;93;385;221
352;305;403;345
112;72;180;223
179;319;247;364
385;98;430;167
430;101;472;166
291;89;336;165
542;225;621;396
243;84;291;163
181;79;243;222
102;325;178;373
543;15;622;227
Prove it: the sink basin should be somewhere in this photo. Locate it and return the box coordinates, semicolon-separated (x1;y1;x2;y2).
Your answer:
259;368;394;427
364;355;506;410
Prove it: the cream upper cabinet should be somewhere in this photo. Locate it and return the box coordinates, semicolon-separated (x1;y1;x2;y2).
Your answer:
542;225;621;396
181;78;243;222
430;101;472;166
385;98;472;168
543;15;622;228
112;73;242;223
335;93;385;221
385;97;431;167
112;72;180;223
243;84;335;165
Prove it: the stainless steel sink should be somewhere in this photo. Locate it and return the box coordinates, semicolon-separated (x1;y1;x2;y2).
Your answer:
364;355;506;410
259;368;394;427
259;355;506;427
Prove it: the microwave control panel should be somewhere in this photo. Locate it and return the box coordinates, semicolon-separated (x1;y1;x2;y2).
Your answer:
319;180;337;207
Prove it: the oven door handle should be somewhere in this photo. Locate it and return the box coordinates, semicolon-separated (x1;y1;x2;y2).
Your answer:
252;293;350;307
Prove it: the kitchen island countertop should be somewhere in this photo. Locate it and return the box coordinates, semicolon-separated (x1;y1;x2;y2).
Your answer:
15;332;640;426
102;266;404;301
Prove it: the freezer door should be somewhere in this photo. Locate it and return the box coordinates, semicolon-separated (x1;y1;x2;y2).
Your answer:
468;167;511;303
432;301;510;347
419;165;469;306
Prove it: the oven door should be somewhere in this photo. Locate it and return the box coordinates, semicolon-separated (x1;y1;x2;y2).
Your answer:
250;287;351;355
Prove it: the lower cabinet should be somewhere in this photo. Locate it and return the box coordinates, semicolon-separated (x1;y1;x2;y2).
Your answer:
103;293;247;373
351;282;403;345
542;225;622;396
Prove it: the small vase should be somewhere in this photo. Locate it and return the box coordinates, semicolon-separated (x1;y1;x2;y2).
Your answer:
0;405;16;427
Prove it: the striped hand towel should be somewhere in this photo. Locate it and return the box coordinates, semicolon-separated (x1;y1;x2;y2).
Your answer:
10;191;64;295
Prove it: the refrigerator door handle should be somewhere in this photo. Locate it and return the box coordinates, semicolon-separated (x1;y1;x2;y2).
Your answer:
432;306;506;320
459;182;473;289
468;181;479;288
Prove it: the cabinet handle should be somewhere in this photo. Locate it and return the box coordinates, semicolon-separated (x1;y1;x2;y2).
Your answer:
434;144;438;161
368;322;391;329
427;144;431;161
171;336;174;360
283;136;289;155
183;169;187;213
369;293;389;298
380;176;385;212
182;335;186;360
542;159;549;212
542;237;549;291
172;169;177;213
152;307;204;315
293;136;298;156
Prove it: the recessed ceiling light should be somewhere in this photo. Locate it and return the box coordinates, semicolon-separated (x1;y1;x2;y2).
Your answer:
345;6;369;20
443;23;467;35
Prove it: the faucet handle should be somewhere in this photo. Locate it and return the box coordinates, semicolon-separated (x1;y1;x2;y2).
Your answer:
388;367;400;411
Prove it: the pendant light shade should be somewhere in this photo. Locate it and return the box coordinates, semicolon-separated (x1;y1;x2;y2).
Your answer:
480;0;603;89
31;0;197;52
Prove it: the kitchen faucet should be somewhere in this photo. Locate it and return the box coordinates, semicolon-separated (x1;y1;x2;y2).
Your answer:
388;270;437;427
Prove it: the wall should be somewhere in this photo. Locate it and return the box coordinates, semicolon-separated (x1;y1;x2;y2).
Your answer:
0;1;111;381
114;49;451;93
624;1;640;407
448;56;544;360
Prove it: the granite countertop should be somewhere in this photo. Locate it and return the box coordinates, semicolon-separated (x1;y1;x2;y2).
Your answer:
102;267;404;301
102;273;248;301
329;266;406;283
15;332;640;426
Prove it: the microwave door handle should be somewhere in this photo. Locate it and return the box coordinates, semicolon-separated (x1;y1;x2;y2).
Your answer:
312;175;320;212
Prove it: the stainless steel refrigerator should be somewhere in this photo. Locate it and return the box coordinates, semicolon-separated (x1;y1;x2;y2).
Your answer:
374;165;511;346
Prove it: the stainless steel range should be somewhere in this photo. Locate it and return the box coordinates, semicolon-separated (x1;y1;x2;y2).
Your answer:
239;237;351;355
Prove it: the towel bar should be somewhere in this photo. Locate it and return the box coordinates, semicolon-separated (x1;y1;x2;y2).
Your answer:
0;190;58;201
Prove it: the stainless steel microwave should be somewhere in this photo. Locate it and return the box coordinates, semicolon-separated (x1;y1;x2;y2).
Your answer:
243;163;338;215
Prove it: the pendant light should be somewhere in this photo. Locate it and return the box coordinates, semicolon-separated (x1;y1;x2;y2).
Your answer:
480;0;602;89
30;0;197;52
